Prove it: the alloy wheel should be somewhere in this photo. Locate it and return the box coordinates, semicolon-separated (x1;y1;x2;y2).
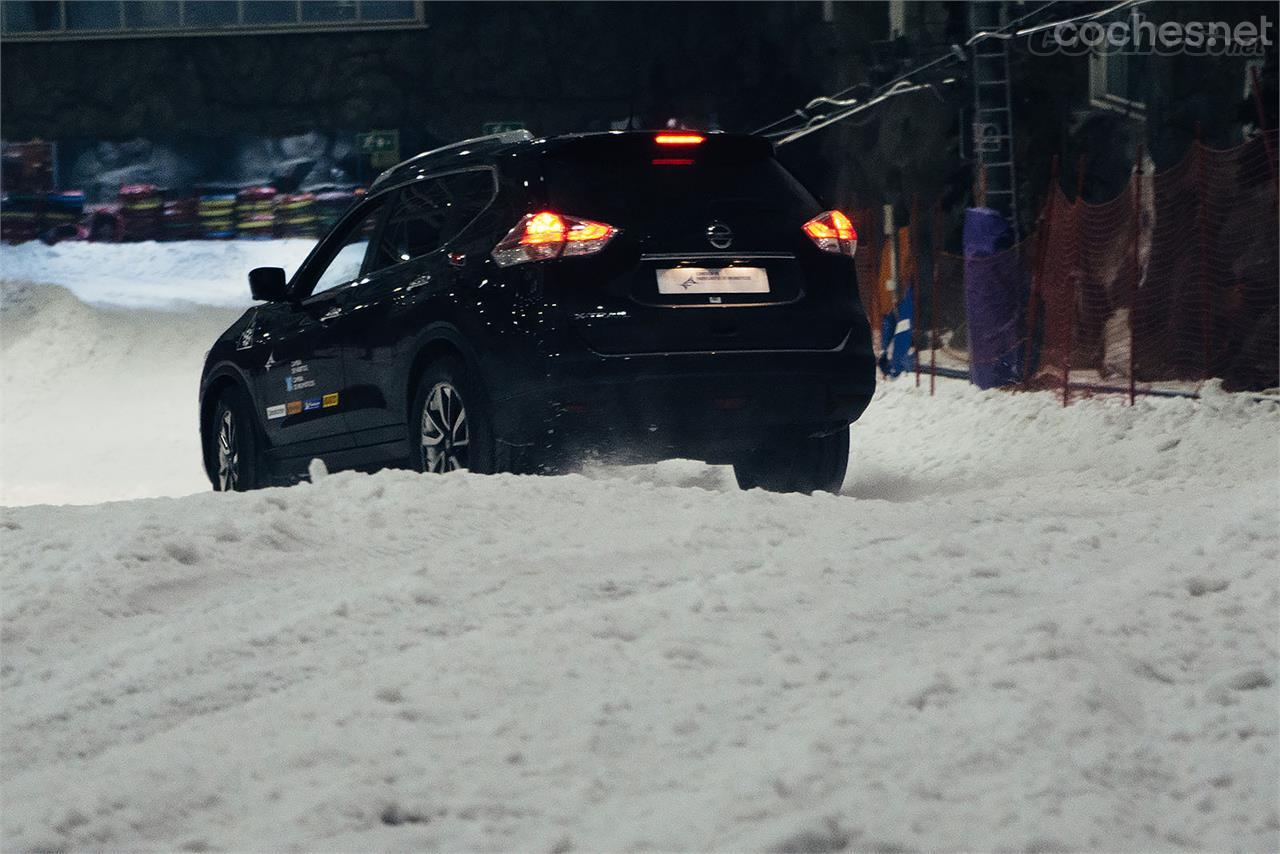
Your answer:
217;407;239;490
421;382;470;473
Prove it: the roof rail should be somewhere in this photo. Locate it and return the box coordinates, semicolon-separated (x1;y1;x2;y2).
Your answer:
370;129;535;189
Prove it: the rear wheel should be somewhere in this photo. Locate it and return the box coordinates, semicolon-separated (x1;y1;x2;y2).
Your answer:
732;428;849;494
411;357;498;475
210;387;262;491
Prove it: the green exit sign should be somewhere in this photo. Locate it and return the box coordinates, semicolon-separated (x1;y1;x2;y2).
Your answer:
482;121;525;135
356;130;400;154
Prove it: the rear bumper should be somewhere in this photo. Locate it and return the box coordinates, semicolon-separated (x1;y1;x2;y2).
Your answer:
488;326;876;459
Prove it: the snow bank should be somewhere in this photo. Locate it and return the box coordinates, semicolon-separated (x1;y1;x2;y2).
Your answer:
1;281;240;505
1;243;1278;851
0;239;316;308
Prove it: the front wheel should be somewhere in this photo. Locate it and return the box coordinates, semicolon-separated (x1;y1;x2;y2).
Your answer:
209;387;262;491
732;428;849;494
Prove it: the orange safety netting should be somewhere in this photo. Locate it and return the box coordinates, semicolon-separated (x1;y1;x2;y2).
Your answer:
904;131;1278;400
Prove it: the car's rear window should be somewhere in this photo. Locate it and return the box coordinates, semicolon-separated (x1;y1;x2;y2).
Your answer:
542;137;820;232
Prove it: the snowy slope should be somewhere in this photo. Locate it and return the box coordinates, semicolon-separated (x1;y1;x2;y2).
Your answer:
1;244;1278;852
1;281;241;505
0;239;311;504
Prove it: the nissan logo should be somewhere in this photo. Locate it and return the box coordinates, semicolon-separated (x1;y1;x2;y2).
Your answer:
706;221;733;250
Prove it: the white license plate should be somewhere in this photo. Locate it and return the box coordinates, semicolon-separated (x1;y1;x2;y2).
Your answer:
656;267;770;295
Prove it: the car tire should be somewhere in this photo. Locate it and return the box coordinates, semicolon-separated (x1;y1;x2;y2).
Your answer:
210;385;262;492
732;428;849;494
410;356;499;475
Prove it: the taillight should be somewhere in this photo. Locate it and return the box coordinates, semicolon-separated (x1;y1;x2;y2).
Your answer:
803;210;858;257
491;211;618;267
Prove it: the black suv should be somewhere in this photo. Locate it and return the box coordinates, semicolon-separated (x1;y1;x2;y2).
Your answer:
199;130;875;494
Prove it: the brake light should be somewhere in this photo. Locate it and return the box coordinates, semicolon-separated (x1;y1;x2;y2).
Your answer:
491;211;618;267
654;133;705;146
803;210;858;257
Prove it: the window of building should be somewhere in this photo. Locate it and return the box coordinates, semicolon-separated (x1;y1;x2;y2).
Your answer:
2;1;63;33
359;1;415;22
66;1;120;31
1;0;423;39
183;2;237;29
241;1;296;27
123;1;179;30
1089;50;1147;113
302;1;357;24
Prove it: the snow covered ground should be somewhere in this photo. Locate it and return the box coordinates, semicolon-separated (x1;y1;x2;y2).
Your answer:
1;242;1278;852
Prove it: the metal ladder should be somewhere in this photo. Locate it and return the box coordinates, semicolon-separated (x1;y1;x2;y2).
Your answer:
969;1;1020;240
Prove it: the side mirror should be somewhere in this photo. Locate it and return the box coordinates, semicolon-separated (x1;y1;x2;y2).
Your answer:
248;267;289;302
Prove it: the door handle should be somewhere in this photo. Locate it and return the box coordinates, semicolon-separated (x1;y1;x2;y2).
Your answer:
406;274;430;291
320;306;343;322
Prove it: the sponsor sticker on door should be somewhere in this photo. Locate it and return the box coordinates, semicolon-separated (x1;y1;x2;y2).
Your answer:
656;267;770;295
266;404;287;420
322;393;340;408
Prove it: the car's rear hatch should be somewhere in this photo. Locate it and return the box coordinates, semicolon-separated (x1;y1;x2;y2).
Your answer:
538;133;861;355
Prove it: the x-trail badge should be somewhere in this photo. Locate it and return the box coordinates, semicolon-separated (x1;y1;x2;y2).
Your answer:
706;221;733;249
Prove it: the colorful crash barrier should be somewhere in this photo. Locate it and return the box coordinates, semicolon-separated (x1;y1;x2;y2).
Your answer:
0;190;85;244
1;185;365;244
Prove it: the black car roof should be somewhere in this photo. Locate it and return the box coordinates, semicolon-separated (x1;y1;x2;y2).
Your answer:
369;130;770;193
368;130;534;192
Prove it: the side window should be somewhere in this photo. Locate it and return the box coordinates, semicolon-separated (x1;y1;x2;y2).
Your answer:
309;201;385;295
377;169;497;264
437;169;498;241
380;182;448;262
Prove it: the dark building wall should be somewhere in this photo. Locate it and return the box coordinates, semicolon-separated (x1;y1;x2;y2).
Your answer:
4;1;1271;225
1043;1;1275;204
0;2;885;145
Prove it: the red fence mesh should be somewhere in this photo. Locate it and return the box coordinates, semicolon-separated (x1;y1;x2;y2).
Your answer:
905;131;1279;399
852;206;885;325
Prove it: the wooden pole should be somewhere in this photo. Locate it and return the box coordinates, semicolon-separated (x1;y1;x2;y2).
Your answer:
913;194;921;388
1064;155;1086;407
930;201;942;396
1024;155;1058;390
1249;66;1279;198
1129;144;1143;406
1194;122;1212;382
